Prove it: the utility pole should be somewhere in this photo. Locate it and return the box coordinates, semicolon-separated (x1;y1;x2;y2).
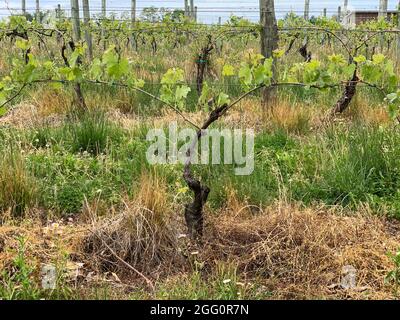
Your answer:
304;0;310;20
260;0;278;110
82;0;93;59
70;0;81;43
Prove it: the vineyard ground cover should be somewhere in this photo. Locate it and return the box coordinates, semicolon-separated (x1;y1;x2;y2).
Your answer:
2;14;400;300
1;97;400;299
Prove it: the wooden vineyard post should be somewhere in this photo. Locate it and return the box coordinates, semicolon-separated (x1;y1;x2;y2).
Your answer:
22;0;26;16
130;0;136;50
304;0;310;20
379;0;388;19
131;0;136;23
344;0;348;15
379;0;388;52
102;0;107;50
82;0;93;60
70;0;87;109
71;0;81;43
56;4;61;21
184;0;189;17
190;0;194;19
259;0;278;113
36;0;40;22
397;1;400;65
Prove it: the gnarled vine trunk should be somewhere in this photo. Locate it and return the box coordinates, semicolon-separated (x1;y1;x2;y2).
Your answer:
285;33;299;55
183;103;230;239
299;37;312;62
183;163;210;240
331;69;358;114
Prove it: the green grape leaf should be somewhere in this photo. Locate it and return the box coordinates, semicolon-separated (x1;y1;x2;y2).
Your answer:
217;92;230;107
133;79;145;88
272;49;285;58
50;82;63;90
238;64;252;86
15;39;30;50
222;64;235;77
0;106;7;117
354;55;367;64
161;68;185;85
175;85;191;101
372;54;385;65
343;63;356;79
90;58;103;79
360;63;381;83
254;64;267;85
386;92;398;104
328;54;346;65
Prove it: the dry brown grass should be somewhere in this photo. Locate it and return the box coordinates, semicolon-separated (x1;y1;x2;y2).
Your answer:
1;195;399;299
82;172;183;278
0;151;38;218
345;98;391;125
267;101;312;134
30;87;72;117
0;56;8;72
203;201;400;299
221;98;327;135
0;103;41;128
0;218;85;272
84;88;137;114
0;102;66;129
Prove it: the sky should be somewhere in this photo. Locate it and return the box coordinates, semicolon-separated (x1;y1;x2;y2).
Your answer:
1;1;399;23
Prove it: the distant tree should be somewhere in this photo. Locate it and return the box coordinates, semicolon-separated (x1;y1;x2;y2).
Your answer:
164;9;185;22
309;16;317;24
141;7;176;22
140;7;161;22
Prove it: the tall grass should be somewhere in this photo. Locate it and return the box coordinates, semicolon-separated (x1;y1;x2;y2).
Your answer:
0;147;37;218
296;125;400;208
203;125;400;215
69;111;123;155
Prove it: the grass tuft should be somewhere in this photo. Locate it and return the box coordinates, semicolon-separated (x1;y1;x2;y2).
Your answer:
69;111;123;155
0;148;37;218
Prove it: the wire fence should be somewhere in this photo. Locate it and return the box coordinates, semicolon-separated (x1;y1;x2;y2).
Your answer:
1;25;400;35
1;2;399;37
